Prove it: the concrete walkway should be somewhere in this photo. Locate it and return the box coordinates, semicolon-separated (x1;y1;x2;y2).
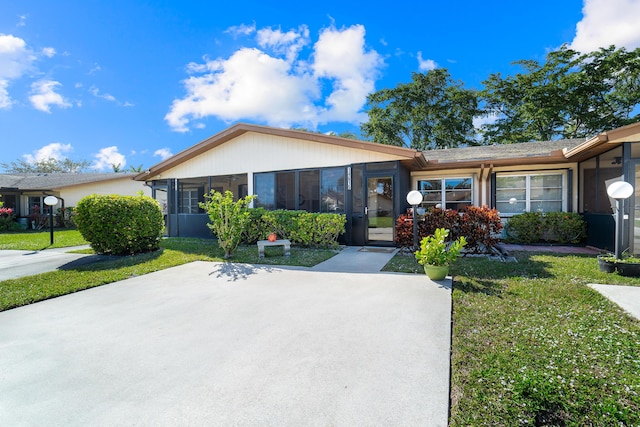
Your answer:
0;247;451;426
588;284;640;320
0;245;98;281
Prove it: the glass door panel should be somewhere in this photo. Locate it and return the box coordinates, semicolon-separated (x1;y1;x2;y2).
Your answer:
367;176;394;243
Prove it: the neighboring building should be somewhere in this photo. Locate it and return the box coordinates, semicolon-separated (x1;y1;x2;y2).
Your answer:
134;122;640;252
0;173;151;225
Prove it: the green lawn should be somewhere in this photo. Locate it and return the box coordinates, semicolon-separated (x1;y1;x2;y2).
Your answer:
387;252;640;425
0;229;88;250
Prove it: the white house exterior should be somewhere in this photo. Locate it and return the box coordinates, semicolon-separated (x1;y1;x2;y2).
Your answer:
135;122;640;252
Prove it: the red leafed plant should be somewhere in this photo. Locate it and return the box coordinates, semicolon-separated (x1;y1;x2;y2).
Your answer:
459;205;503;253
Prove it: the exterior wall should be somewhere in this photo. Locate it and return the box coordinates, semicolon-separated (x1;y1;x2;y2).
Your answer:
158;132;409;179
59;178;151;207
411;162;579;214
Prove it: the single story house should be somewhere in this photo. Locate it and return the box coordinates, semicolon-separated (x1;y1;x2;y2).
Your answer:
134;122;640;252
0;172;151;226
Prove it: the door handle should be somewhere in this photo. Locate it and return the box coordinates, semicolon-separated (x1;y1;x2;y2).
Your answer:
364;207;368;215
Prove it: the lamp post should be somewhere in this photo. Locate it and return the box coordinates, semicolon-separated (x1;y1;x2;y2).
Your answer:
406;190;423;250
44;195;58;246
606;181;633;260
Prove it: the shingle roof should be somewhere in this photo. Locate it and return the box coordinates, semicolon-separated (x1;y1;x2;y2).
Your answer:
0;173;137;191
422;139;585;164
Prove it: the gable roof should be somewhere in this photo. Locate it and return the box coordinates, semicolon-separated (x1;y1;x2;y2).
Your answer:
0;173;138;192
135;123;425;180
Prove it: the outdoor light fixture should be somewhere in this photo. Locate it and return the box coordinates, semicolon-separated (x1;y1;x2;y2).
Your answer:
406;190;423;250
44;195;58;246
606;181;634;260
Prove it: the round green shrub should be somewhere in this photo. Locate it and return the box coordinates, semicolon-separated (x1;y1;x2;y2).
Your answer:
75;194;164;255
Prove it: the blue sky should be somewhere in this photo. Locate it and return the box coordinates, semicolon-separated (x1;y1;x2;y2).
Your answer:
1;0;640;172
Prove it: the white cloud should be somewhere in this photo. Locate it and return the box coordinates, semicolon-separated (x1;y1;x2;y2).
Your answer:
42;47;56;58
570;0;640;52
0;34;36;80
312;25;383;123
17;15;27;27
257;25;309;63
165;24;384;132
23;142;73;163
153;148;173;160
417;52;437;71
90;86;116;102
29;80;71;112
0;80;11;109
225;23;256;38
92;146;126;171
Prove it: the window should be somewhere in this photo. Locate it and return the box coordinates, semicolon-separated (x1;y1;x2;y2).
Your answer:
254;173;275;209
417;177;472;210
299;170;320;212
28;196;43;215
496;172;565;215
321;168;345;213
178;177;207;214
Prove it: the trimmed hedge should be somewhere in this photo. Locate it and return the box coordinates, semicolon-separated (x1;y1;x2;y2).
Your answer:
75;194;164;255
395;206;503;253
241;209;346;248
505;211;587;244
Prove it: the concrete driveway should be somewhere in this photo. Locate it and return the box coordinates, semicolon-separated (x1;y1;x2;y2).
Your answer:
0;261;451;426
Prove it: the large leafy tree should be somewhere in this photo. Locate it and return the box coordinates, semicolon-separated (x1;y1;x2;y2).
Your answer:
1;157;92;173
481;45;640;144
360;69;480;150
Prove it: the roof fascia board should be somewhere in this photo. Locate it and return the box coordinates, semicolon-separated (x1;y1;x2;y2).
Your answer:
135;123;421;180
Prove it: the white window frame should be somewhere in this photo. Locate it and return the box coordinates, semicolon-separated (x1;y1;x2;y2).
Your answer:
180;189;200;214
495;171;567;216
417;177;473;209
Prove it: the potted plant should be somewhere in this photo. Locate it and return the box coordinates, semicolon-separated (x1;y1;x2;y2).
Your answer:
415;228;467;280
598;252;640;277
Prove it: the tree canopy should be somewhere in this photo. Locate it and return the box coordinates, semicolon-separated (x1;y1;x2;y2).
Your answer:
1;157;93;173
480;45;640;144
360;69;480;150
360;45;640;148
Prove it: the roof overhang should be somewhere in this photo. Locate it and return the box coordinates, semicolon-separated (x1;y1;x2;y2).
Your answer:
563;122;640;162
135;123;423;181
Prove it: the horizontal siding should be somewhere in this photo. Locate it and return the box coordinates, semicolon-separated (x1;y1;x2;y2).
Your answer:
161;133;409;179
61;180;151;206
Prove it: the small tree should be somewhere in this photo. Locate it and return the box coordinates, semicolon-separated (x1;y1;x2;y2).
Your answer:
199;190;256;259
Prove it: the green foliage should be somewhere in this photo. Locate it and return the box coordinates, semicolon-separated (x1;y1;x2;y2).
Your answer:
75;194;164;255
240;209;345;248
542;212;587;244
481;45;640;144
199;190;256;258
505;212;543;243
506;212;586;244
415;228;467;266
361;69;480;149
58;206;76;228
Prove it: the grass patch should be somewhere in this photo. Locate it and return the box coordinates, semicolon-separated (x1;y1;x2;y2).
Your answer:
0;237;337;311
0;229;88;250
387;252;640;425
